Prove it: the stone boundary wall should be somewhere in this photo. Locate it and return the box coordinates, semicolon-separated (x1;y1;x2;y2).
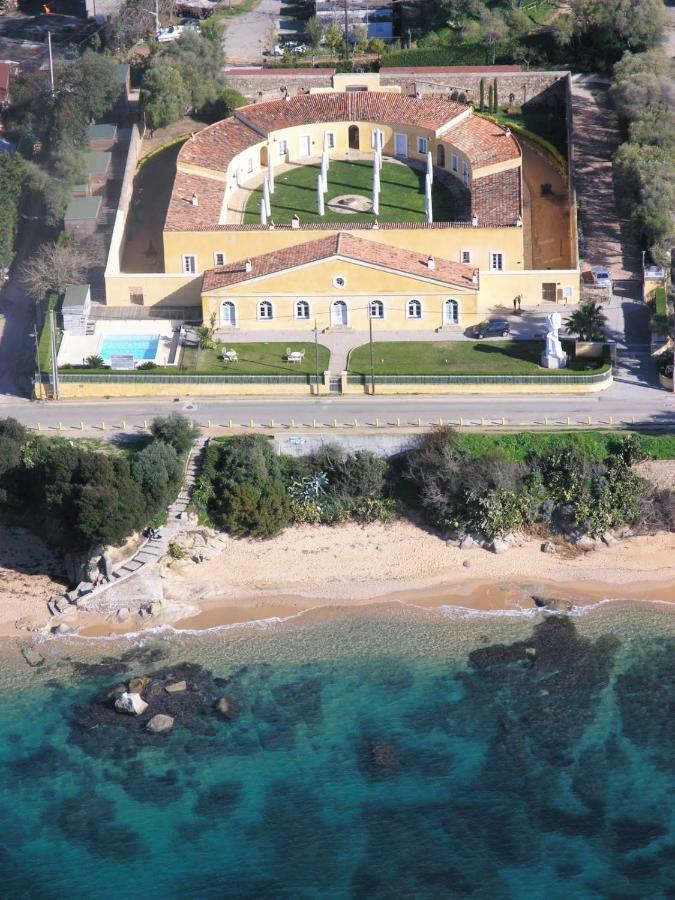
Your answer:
222;68;569;108
104;123;142;277
380;70;568;109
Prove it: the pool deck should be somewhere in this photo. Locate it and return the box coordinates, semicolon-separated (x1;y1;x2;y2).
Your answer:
57;319;177;368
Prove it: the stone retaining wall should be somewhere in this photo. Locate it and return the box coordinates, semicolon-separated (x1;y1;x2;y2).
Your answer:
223;68;569;108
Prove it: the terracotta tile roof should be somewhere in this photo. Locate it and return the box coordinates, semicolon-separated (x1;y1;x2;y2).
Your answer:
222;68;336;75
202;232;478;291
471;168;522;226
235;93;468;136
379;66;522;74
441;114;520;169
179;117;261;171
165;171;225;230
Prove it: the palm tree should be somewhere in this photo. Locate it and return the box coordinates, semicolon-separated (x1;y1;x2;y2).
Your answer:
564;301;608;341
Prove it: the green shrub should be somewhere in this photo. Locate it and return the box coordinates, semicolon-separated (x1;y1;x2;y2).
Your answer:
168;541;185;559
205;436;290;537
151;414;199;455
85;355;105;369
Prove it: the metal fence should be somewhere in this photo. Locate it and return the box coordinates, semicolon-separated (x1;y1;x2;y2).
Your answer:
53;373;322;385
346;368;613;387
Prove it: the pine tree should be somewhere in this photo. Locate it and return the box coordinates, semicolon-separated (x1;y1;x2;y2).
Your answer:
493;78;499;113
487;83;493;114
479;78;485;111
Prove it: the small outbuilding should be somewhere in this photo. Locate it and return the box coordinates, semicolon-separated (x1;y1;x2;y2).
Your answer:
64;196;102;237
61;284;92;336
84;151;112;192
87;123;118;152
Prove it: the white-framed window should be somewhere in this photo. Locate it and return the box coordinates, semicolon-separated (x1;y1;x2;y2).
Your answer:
451;153;458;173
182;254;197;274
369;299;384;319
371;128;384;149
417;137;428;155
407;298;422;319
490;252;505;271
278;139;288;157
462;161;469;177
460;250;471;265
326;132;335;149
444;298;460;325
333;275;346;289
258;300;274;320
247;157;254;173
221;300;236;327
295;299;310;320
214;252;225;267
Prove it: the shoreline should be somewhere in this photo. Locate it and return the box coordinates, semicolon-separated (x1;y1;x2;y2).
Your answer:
3;520;675;641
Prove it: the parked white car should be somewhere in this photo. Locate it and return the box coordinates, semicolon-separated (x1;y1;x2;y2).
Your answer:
590;266;613;293
156;25;185;42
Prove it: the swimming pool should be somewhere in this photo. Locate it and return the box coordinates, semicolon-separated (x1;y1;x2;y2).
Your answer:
99;335;159;362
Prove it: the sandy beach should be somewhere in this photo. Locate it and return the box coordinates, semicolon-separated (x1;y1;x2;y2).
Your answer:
2;518;675;639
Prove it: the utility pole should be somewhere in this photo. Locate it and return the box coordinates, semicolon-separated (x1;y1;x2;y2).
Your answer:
369;311;375;395
32;319;43;401
343;0;350;59
314;319;320;395
47;32;55;97
49;308;60;400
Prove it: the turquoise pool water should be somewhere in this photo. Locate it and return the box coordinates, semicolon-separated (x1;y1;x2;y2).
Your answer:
2;603;675;898
99;335;159;362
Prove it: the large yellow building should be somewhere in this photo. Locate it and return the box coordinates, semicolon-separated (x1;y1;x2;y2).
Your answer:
106;78;578;332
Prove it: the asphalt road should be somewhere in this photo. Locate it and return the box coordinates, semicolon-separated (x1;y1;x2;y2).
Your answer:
2;366;673;436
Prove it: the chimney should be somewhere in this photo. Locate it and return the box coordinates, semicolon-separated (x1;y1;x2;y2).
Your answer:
191;193;198;206
427;255;435;270
471;272;478;285
516;215;523;227
244;259;252;273
471;215;478;227
291;214;300;230
505;127;511;137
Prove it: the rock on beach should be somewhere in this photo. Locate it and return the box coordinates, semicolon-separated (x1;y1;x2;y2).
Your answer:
115;692;148;716
146;714;174;734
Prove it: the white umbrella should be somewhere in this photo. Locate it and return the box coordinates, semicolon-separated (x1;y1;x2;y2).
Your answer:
425;173;433;223
317;174;325;216
263;177;271;217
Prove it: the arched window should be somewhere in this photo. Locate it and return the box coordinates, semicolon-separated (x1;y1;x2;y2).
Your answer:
221;301;236;327
369;299;384;319
436;145;445;168
407;298;422;319
258;300;274;320
348;125;360;150
331;300;348;327
444;298;459;325
295;299;310;320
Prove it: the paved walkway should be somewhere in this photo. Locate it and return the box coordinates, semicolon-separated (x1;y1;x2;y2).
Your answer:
571;76;642;294
223;0;281;65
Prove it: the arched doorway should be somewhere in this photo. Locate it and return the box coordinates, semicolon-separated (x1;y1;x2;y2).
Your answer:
260;146;268;167
221;301;236;327
348;125;360;150
331;300;348;326
436;145;445;168
444;298;459;326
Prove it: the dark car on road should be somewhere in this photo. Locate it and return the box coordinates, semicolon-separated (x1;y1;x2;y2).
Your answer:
470;319;511;339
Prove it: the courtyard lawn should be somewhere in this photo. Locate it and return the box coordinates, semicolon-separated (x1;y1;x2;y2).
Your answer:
347;341;608;376
180;342;330;376
243;160;457;225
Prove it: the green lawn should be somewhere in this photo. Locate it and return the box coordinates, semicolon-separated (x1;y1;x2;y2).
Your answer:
480;107;568;156
243;160;457;225
458;432;675;462
180;342;330;376
347;341;606;376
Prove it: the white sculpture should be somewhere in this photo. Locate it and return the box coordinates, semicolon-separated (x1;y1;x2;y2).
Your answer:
425;173;433;223
260;198;267;225
263;177;271;217
426;150;433;185
541;312;567;369
317;174;325;216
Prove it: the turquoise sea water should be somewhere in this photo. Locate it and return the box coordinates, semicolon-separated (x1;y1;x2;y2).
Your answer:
2;602;675;899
